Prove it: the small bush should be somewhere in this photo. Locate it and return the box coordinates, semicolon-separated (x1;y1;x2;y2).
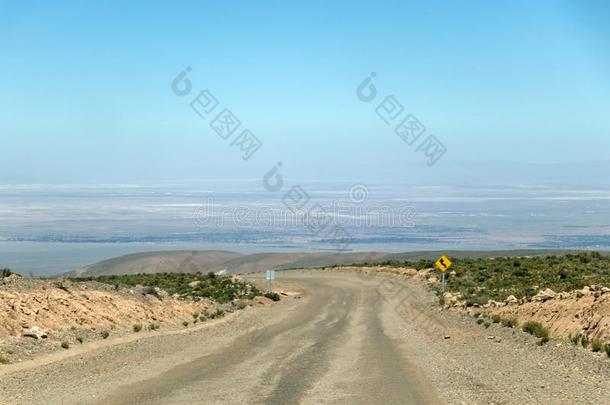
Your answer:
148;322;160;331
76;336;84;344
53;281;70;292
522;321;549;340
101;330;110;339
264;292;281;302
61;341;70;349
182;321;189;327
0;355;9;364
537;336;550;346
491;314;501;324
192;312;199;319
581;336;590;348
133;324;143;332
473;312;481;318
484;321;491;328
0;268;19;279
235;301;247;310
569;334;580;345
476;318;484;325
141;286;157;296
591;339;603;352
501;318;518;328
604;344;610;357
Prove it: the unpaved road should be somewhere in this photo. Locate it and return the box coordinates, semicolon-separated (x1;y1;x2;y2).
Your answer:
1;271;609;404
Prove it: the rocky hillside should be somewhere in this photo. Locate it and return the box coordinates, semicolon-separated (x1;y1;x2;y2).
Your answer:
451;285;610;342
0;272;275;364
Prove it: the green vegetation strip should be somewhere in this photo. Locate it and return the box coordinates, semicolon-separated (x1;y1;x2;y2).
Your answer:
359;252;610;306
69;272;271;303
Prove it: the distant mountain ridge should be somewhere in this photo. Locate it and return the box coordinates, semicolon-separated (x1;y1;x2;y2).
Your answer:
65;249;588;277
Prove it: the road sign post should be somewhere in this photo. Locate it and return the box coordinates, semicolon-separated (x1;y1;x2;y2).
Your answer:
434;255;453;293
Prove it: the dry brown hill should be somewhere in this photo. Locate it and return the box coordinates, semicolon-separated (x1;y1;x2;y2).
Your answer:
66;249;577;277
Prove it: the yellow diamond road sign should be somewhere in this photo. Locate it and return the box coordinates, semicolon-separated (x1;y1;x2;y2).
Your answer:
435;255;452;272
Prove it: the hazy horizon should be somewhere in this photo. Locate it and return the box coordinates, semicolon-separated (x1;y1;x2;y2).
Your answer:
2;1;610;274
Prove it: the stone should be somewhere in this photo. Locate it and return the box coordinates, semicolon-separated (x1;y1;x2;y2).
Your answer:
22;326;48;339
505;295;519;305
532;288;556;302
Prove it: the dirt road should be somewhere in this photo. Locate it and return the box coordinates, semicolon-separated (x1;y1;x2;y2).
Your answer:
1;271;608;404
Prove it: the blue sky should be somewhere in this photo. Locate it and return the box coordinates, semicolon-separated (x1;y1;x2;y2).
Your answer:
1;0;609;184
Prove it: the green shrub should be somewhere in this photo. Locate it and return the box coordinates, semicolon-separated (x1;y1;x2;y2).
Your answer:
591;338;602;352
581;335;590;348
491;314;501;324
476;318;484;325
604;344;610;357
61;341;70;349
141;286;157;296
501;318;518;328
473;312;481;318
235;301;247;310
0;268;19;279
522;321;549;340
484;321;491;328
133;324;142;332
68;272;265;303
76;336;84;344
101;330;110;339
569;334;580;345
182;321;189;327
148;322;160;331
0;355;9;364
264;291;281;302
192;312;199;319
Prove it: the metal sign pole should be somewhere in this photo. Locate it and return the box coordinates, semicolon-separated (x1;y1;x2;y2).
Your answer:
441;271;445;293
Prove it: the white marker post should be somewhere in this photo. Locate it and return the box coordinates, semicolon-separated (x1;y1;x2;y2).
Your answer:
266;269;275;290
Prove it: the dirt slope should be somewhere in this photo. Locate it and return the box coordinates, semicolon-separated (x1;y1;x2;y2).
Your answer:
0;274;270;363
